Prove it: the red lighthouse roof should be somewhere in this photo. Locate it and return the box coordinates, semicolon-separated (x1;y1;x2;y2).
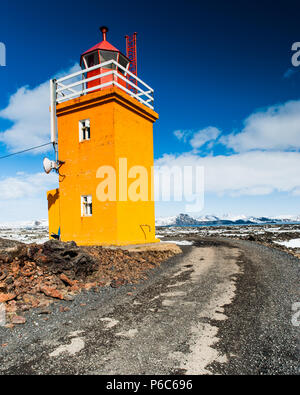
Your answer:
81;37;119;56
80;26;122;61
79;26;131;92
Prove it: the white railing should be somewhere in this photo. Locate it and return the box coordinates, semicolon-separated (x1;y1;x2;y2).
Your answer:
56;59;153;107
50;59;154;143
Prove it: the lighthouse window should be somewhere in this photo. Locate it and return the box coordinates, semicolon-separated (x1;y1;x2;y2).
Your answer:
79;119;90;141
118;54;129;75
81;195;92;217
85;52;99;67
99;50;118;69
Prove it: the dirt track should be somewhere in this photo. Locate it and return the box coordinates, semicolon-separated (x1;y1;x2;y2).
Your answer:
0;238;299;375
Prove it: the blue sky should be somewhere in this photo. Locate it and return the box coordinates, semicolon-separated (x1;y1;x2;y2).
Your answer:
1;0;300;221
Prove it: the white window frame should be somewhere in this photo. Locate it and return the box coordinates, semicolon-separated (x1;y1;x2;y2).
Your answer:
79;119;90;142
81;195;92;217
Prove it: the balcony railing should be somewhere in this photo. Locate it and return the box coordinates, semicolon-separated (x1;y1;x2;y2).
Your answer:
54;59;153;107
50;59;154;143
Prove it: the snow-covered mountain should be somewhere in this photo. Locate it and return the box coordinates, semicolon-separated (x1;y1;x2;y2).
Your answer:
0;219;48;230
155;214;300;226
1;215;300;230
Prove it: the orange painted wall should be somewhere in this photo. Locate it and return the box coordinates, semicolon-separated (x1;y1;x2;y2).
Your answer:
52;87;159;246
114;102;156;244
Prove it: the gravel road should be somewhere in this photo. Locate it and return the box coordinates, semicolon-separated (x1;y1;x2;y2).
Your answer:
0;238;299;375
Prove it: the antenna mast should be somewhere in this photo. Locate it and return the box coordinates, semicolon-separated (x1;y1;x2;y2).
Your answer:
125;32;138;93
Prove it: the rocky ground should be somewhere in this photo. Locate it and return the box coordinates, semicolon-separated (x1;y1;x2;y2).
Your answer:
0;238;298;375
0;238;180;328
1;222;299;330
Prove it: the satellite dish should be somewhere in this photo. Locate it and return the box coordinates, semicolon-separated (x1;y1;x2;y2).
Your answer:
43;157;58;174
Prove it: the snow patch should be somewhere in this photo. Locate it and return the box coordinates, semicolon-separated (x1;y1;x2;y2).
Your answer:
161;240;194;246
274;238;300;248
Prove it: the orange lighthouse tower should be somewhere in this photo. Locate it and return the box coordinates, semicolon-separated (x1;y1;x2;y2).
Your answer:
45;28;159;246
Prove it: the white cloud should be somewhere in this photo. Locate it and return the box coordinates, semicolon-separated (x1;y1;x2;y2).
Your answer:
155;151;300;197
2;61;300;221
223;99;300;152
174;127;221;150
173;129;191;143
189;126;221;150
0;198;49;223
0;172;58;221
0;64;80;153
0;172;58;200
0;83;51;152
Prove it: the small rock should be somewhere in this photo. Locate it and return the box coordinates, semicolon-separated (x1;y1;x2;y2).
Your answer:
59;306;70;312
70;285;80;292
11;315;26;325
59;274;75;286
64;294;75;301
0;282;7;292
23;294;39;307
110;279;126;288
40;286;64;300
84;282;97;290
5;277;14;285
19;304;31;311
0;270;7;281
4;323;14;329
38;308;51;315
0;293;16;303
5;301;17;313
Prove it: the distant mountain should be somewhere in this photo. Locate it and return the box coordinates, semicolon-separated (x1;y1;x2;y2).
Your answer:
0;219;48;229
1;215;300;230
155;213;300;226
